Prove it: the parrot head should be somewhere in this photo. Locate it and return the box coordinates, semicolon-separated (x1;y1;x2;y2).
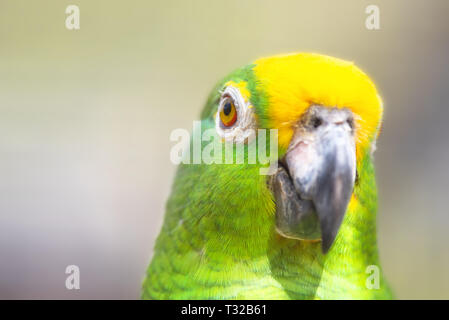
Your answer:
141;52;390;300
199;53;383;254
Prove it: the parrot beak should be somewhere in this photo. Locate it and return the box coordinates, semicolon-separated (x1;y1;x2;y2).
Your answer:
273;107;357;253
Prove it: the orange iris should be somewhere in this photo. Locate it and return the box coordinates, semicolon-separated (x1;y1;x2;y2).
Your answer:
220;100;237;127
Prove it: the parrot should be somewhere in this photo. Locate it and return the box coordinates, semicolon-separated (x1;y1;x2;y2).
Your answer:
142;53;394;299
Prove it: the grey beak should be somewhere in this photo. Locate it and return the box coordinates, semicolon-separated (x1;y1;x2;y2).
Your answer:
274;113;356;253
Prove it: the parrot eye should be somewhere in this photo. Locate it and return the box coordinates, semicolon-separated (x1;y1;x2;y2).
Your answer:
215;85;256;143
219;99;237;127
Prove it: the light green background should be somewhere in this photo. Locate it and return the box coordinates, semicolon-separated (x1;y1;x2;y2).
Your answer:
1;1;448;299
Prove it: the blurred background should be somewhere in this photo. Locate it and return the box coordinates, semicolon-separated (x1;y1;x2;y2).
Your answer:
0;0;448;299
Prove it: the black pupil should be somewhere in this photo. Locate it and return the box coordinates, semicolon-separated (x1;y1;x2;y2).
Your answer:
223;102;232;116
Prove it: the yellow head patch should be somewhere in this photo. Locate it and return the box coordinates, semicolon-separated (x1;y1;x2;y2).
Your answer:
253;53;383;160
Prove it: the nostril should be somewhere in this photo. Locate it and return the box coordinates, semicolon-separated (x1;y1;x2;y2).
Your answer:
346;118;354;129
312;117;323;128
334;121;345;126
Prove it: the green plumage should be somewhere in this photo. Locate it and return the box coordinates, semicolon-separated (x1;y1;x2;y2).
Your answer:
142;62;393;299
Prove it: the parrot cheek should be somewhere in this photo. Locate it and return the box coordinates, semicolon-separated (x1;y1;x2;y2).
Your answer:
272;165;321;242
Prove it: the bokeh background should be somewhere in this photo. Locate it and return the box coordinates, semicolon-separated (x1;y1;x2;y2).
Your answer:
1;0;448;299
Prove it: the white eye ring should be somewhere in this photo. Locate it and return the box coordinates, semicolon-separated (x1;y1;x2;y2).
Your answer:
215;86;256;143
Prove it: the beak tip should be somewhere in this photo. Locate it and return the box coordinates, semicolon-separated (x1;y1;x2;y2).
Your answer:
320;237;333;254
320;225;339;254
321;244;328;254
